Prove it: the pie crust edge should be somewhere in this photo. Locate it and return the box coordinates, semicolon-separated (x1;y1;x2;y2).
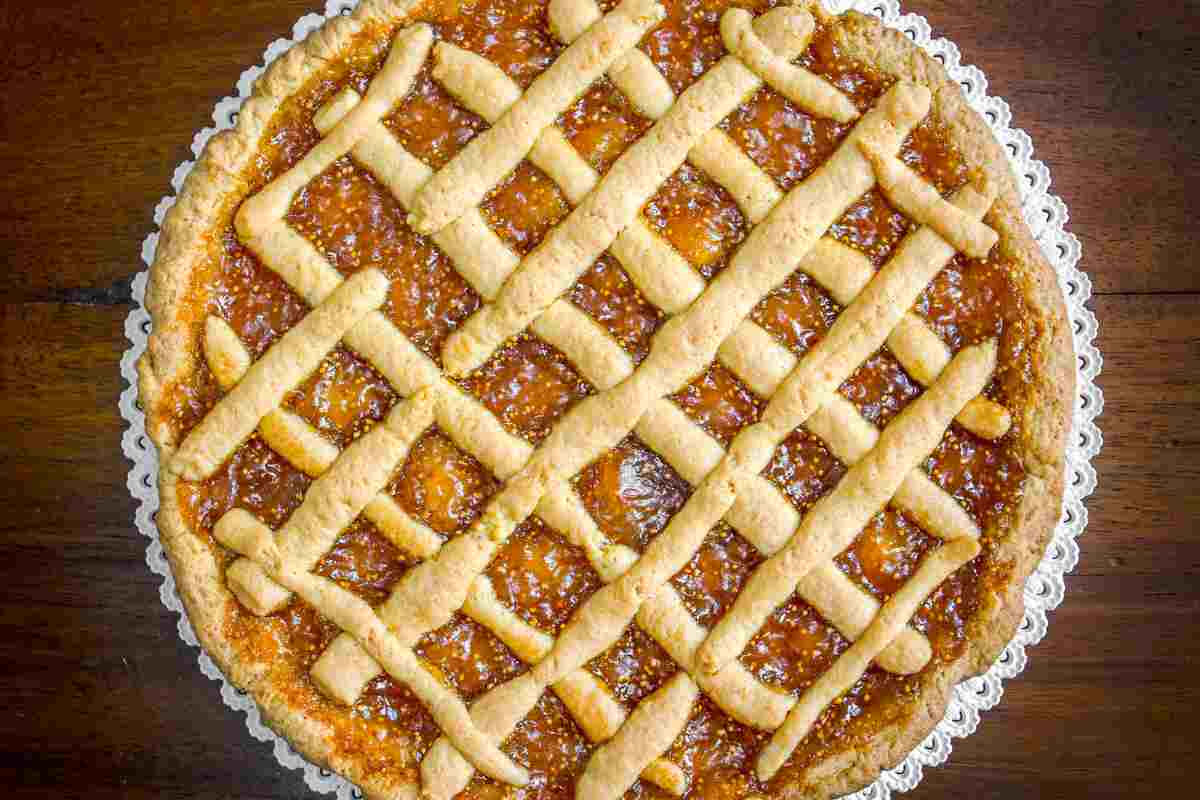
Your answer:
135;2;1077;798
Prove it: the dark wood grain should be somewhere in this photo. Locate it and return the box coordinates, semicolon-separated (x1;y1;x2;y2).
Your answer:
0;1;1195;798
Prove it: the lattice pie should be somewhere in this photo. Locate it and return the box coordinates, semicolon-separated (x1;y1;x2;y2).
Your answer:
139;0;1074;797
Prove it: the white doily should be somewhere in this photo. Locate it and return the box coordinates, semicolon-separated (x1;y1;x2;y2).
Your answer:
119;2;1102;797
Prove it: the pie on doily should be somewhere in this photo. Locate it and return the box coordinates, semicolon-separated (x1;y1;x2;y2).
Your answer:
138;0;1074;797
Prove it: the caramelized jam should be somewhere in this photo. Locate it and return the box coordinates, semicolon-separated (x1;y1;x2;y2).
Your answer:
212;229;310;357
569;254;664;364
927;425;1025;531
643;162;747;279
430;0;563;88
665;696;767;800
460;334;594;443
761;428;846;514
835;508;938;602
387;427;499;536
828;188;911;267
486;517;603;634
162;0;1040;793
743;593;849;695
640;0;781;94
315;518;416;606
722;86;849;191
575;435;691;552
750;271;840;358
463;692;594;800
179;436;311;533
671;363;763;445
385;70;489;169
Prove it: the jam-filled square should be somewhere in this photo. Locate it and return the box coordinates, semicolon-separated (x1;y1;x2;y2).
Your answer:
558;77;653;175
834;508;938;604
839;348;922;429
386;427;499;538
285;156;482;361
568;253;664;366
314;517;418;607
761;427;847;516
385;68;488;169
460;333;594;444
485;516;603;636
585;623;679;710
643;162;747;280
574;435;691;553
740;592;849;696
670;524;764;629
179;436;312;534
751;269;840;360
670;361;764;446
283;346;398;448
414;613;527;702
482;160;571;256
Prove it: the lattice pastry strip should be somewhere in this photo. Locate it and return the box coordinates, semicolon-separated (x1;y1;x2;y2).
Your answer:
417;483;795;800
548;0;1010;441
204;391;527;785
388;84;960;800
432;34;941;672
358;76;931;683
439;3;851;376
202;316;443;560
299;87;747;780
756;537;982;780
170;269;387;481
407;0;667;234
421;19;986;688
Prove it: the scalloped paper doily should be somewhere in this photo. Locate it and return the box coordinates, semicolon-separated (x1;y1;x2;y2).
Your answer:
120;2;1101;797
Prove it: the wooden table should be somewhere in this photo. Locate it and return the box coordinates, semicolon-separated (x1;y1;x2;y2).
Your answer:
1;1;1195;797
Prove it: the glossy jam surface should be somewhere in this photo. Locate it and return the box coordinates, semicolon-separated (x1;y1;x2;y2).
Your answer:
559;78;653;173
388;427;499;536
284;346;398;448
461;335;594;444
574;436;691;552
643;162;748;279
482;161;571;256
671;363;763;445
569;254;663;364
486;517;603;634
287;155;482;362
164;0;1039;795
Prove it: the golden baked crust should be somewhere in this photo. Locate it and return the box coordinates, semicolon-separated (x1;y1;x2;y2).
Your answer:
138;2;1074;798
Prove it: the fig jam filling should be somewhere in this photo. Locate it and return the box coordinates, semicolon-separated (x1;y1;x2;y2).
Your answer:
284;346;398;448
388;427;499;537
460;334;594;444
643;162;748;280
165;1;1036;793
569;254;664;365
671;363;764;445
486;517;604;634
574;435;691;553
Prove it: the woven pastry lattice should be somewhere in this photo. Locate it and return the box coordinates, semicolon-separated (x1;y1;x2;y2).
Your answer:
121;1;1101;798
